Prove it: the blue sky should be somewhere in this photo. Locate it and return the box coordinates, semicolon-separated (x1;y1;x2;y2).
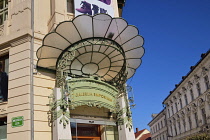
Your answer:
122;0;210;131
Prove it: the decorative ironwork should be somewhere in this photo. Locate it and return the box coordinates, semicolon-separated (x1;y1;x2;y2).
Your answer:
56;38;127;92
48;89;70;128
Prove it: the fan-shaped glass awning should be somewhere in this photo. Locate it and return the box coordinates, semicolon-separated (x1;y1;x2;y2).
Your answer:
37;14;145;82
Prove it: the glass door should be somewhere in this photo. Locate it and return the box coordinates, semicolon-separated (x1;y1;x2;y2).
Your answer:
71;123;101;140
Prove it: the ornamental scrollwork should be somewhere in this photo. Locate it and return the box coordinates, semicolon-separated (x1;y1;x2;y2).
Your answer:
56;51;75;88
194;74;200;83
198;98;205;108
48;89;70;128
207;93;210;104
191;103;197;113
202;67;208;76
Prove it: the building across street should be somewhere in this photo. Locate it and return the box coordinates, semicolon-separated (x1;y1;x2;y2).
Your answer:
148;50;210;140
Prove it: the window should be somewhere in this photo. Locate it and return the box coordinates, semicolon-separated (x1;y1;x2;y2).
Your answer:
184;94;188;105
194;113;198;127
0;117;7;140
161;121;163;128
190;89;194;101
188;116;192;130
170;125;173;136
196;83;201;96
201;108;207;124
178;121;181;133
158;123;160;130
0;0;8;25
67;0;74;13
174;124;177;136
0;55;8;102
179;98;183;108
168;109;170;117
175;102;178;112
171;106;174;115
204;75;210;90
183;119;186;132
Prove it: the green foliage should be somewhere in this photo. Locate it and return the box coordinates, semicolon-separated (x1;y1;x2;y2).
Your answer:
185;133;210;140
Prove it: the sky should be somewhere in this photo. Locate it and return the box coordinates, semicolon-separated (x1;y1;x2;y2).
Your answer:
122;0;210;131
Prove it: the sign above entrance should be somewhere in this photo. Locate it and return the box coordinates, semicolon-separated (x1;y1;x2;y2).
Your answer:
75;0;114;17
67;77;118;112
11;116;24;128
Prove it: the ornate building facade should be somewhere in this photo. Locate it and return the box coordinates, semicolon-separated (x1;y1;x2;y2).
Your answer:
0;0;145;140
148;110;167;140
148;50;210;140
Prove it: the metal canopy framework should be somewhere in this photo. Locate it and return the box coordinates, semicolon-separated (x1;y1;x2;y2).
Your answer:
37;14;145;88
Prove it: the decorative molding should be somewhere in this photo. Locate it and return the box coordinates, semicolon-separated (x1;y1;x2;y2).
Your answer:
198;98;205;108
207;93;210;104
182;87;187;93
187;81;193;89
202;67;208;76
185;107;191;116
191;103;197;113
194;74;200;83
10;34;32;47
0;25;4;37
48;89;70;128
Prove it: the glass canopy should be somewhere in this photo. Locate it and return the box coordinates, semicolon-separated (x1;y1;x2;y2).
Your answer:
37;14;144;83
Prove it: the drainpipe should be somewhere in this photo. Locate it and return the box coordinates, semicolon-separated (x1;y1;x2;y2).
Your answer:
30;0;34;140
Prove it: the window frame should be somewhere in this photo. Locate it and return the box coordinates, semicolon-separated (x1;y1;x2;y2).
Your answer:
204;75;210;90
0;0;8;25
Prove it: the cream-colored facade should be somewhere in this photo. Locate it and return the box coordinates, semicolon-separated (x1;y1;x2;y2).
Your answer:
148;110;167;140
148;50;210;140
0;0;144;140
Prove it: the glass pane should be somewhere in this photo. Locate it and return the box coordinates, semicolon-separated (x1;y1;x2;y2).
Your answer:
5;0;8;7
67;0;73;13
0;125;7;140
0;14;3;25
4;58;8;74
4;11;8;21
0;0;3;10
77;124;99;137
71;122;77;136
0;117;7;140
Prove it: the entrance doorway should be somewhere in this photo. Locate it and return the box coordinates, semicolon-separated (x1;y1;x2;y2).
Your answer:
71;123;101;140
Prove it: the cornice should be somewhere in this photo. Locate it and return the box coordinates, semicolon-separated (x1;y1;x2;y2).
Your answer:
163;50;210;104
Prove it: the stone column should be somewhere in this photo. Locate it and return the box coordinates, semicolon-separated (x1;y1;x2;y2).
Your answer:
53;88;72;140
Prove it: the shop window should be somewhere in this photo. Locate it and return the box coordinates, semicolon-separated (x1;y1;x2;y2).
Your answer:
0;55;8;102
0;117;7;140
0;0;8;25
71;122;118;140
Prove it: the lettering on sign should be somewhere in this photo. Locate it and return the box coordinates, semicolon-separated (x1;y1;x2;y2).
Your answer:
12;116;24;128
75;92;113;102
